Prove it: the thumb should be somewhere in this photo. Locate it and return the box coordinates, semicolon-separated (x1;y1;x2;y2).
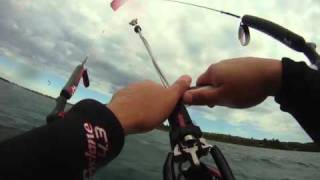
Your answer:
183;86;221;106
197;65;220;87
196;66;213;86
168;75;192;99
196;71;211;86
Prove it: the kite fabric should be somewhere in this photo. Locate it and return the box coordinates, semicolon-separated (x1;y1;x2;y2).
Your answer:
110;0;128;11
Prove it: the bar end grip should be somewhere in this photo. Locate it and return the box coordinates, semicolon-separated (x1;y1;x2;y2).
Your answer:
242;15;306;52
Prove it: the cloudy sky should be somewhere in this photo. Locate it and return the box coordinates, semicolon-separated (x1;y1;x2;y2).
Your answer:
1;0;319;142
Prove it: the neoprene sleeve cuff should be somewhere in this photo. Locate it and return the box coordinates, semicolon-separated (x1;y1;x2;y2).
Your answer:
0;99;125;180
275;58;308;109
53;99;125;179
275;57;320;143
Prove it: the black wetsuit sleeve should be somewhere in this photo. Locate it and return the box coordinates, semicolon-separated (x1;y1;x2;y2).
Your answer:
275;58;320;143
0;99;124;180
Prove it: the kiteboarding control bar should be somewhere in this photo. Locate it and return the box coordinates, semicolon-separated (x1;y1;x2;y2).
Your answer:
130;19;235;180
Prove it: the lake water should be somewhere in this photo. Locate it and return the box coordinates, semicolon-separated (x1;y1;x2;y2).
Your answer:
0;79;319;180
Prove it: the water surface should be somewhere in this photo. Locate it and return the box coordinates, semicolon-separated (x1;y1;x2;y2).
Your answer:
0;80;319;180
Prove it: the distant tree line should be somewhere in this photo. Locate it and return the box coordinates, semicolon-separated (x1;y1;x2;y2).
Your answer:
1;77;319;152
157;124;320;152
0;77;72;106
0;77;9;83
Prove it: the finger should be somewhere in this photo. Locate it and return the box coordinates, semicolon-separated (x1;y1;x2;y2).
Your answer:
183;86;211;103
168;75;192;99
183;86;221;105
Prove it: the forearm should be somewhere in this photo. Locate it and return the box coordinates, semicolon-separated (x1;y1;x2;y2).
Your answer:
275;58;320;142
0;99;124;180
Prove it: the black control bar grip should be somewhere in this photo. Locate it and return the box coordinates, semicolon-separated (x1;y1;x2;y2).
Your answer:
210;146;235;180
242;15;306;52
168;102;193;129
168;102;203;148
46;96;67;123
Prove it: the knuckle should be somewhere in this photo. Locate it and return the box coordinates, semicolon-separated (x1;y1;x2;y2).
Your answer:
208;64;216;72
171;80;186;93
244;56;255;60
208;64;218;76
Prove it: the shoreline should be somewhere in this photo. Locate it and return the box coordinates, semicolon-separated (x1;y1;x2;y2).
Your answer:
0;77;73;106
157;125;320;152
1;77;319;152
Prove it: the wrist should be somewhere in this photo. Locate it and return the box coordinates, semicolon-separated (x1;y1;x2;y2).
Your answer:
107;103;130;135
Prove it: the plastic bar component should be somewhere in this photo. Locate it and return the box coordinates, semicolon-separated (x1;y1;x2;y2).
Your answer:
241;15;306;52
303;44;320;67
46;96;67;123
82;69;90;87
163;152;175;180
168;102;193;128
242;15;320;68
210;146;235;180
167;103;203;149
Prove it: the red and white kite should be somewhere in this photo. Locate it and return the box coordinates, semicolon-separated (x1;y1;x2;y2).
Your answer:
110;0;128;11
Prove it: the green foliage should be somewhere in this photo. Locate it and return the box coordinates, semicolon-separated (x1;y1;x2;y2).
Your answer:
158;124;320;152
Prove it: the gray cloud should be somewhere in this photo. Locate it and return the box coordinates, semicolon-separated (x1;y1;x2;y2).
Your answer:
89;60;142;91
0;0;145;93
0;0;318;141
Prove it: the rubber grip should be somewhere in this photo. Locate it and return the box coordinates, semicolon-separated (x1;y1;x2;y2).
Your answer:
168;102;193;129
242;15;306;52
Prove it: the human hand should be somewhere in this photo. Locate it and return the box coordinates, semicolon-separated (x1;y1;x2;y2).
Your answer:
183;57;282;108
107;75;191;135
